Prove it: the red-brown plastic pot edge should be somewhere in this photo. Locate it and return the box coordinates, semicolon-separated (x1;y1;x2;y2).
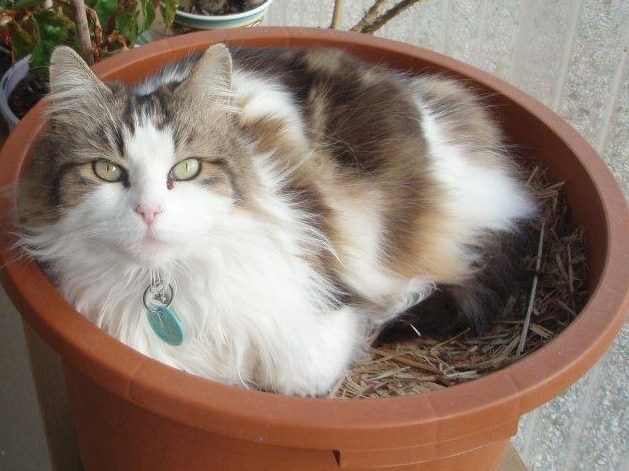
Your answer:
1;27;628;452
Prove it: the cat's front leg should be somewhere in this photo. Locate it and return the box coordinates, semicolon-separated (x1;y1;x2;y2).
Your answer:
264;306;364;397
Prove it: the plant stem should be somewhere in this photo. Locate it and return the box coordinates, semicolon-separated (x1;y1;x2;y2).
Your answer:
351;0;387;32
71;0;93;64
516;222;546;358
83;5;104;60
351;0;424;34
330;0;344;29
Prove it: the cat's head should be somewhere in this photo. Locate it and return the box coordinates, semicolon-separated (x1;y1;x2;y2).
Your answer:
18;45;255;266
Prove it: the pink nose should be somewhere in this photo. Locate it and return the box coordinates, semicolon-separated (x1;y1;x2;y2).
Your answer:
135;204;163;225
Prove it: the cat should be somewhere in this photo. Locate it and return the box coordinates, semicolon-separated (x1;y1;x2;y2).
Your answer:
17;44;536;396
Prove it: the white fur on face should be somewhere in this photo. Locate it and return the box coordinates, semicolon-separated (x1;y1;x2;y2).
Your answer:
71;120;235;265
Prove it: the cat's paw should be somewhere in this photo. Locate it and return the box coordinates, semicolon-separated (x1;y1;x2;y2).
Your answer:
271;361;346;397
264;307;363;397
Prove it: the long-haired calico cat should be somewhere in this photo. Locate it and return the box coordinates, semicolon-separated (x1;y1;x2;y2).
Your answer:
17;44;536;396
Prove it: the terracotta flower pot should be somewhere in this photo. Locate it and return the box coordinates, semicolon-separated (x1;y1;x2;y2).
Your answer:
1;27;628;471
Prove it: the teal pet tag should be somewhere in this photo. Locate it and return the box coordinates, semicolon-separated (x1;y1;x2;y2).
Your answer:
143;280;184;346
146;305;184;346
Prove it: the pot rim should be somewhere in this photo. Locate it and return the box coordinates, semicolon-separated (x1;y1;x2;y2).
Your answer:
0;55;30;131
1;27;628;451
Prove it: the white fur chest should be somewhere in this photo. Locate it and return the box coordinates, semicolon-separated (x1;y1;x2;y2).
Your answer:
45;207;359;396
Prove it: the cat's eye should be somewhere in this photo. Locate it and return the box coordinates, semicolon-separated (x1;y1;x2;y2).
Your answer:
93;159;124;183
171;158;201;182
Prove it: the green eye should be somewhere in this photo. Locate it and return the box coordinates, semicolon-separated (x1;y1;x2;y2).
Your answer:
93;159;124;183
171;158;201;181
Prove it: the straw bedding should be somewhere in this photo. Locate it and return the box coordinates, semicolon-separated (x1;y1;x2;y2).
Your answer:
330;166;587;399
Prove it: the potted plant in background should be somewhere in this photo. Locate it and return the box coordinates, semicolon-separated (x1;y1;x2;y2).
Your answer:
1;27;628;471
0;0;162;130
1;0;407;130
161;0;274;32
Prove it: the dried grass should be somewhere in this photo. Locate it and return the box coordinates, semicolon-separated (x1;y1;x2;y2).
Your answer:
330;166;587;399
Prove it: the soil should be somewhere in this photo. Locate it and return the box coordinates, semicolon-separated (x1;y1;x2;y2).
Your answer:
0;52;10;77
178;0;264;16
8;70;49;120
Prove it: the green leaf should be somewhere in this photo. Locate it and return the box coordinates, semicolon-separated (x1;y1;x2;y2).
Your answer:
33;8;74;45
29;43;50;79
93;0;118;29
10;0;45;10
28;9;76;78
37;22;68;43
162;0;177;27
141;0;156;33
116;11;138;46
7;22;36;61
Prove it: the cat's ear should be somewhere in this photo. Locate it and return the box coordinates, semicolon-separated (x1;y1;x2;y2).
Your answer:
48;46;113;118
183;43;233;108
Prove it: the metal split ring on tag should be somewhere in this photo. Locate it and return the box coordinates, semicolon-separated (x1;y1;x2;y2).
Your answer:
143;282;175;312
143;280;184;346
